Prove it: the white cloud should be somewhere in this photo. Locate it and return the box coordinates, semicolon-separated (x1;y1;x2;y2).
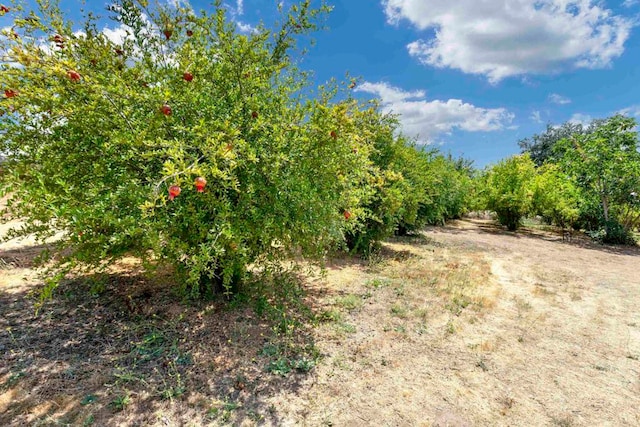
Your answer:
166;0;190;7
623;0;638;7
548;93;571;105
356;81;425;103
102;25;130;45
531;110;543;123
618;105;640;117
356;81;514;142
237;0;244;15
384;0;633;83
568;113;593;126
236;21;257;34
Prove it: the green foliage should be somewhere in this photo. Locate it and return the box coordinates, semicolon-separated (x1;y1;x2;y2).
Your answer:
585;220;637;245
518;119;613;167
370;140;473;237
422;155;473;224
0;0;381;297
518;114;640;245
554;115;640;240
0;0;479;301
110;393;132;412
531;164;580;228
342;110;405;255
481;154;536;231
518;121;586;166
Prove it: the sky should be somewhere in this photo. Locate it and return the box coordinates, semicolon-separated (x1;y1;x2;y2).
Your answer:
3;0;640;167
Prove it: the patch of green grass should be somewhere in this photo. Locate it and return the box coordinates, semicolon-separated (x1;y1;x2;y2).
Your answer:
160;384;185;400
112;369;145;385
207;400;241;423
445;320;456;335
318;309;342;323
335;322;357;334
266;358;292;376
334;294;363;311
82;414;95;426
390;303;408;318
110;393;132;412
2;370;25;389
446;295;472;316
247;409;263;422
133;330;166;361
366;278;392;289
393;324;406;333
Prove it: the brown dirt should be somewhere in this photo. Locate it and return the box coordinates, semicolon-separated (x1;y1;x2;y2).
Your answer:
1;218;640;426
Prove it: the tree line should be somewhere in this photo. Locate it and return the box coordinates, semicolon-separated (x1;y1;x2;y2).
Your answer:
0;0;472;300
476;115;640;244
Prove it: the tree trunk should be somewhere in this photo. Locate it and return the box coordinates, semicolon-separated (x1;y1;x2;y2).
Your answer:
602;196;609;222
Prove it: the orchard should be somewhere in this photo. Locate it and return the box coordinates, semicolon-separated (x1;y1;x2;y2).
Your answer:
0;0;474;300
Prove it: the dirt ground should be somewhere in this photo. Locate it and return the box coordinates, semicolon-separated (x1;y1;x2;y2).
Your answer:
1;217;640;426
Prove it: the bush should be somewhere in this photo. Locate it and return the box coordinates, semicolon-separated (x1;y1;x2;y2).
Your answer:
531;164;580;229
481;154;536;231
0;0;382;298
601;220;637;245
343;111;406;254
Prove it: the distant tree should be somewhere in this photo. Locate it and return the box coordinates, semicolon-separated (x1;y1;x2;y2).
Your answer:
519;119;613;166
482;154;536;231
531;164;581;229
446;153;475;178
518;122;585;166
555;115;640;243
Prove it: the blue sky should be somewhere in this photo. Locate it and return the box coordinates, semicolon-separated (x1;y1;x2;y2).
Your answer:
4;0;640;167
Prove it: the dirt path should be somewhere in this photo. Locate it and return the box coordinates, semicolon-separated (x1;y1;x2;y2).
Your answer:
268;220;640;426
2;218;639;426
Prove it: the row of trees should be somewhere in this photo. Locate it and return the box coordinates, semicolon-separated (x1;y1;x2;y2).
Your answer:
477;115;640;244
0;0;471;299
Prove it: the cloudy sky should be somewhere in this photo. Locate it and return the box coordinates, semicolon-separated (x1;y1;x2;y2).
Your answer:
3;0;640;167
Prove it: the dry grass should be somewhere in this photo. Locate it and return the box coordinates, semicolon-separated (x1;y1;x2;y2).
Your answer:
2;218;640;425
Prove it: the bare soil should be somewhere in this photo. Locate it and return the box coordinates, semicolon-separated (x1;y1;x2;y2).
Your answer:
2;218;640;426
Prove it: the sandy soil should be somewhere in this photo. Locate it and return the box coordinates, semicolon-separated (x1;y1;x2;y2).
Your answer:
1;218;639;426
266;220;640;426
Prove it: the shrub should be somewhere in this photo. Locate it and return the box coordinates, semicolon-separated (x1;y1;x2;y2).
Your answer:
601;220;637;245
0;0;381;298
531;164;580;229
482;154;536;231
343;111;406;254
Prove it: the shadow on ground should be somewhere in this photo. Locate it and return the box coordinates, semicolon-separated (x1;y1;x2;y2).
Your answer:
431;219;640;256
0;257;326;426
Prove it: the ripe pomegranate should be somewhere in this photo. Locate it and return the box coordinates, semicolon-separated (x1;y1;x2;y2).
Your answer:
168;185;181;201
194;176;207;193
160;103;172;116
67;70;81;82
